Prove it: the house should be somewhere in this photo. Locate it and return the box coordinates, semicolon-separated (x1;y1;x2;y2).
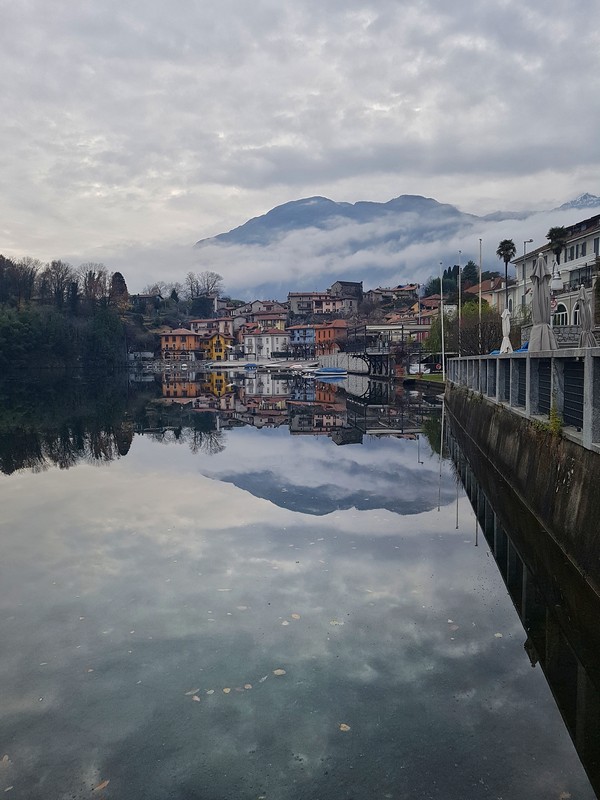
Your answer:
251;312;287;331
329;280;363;302
464;278;508;309
287;324;317;357
364;287;397;305
315;319;348;355
130;292;162;313
364;284;419;306
288;292;358;316
234;300;288;317
230;304;288;333
198;331;234;361
189;317;234;337
160;327;233;361
243;328;291;359
160;328;202;360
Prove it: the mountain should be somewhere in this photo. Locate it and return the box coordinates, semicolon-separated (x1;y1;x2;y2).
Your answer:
195;194;479;248
191;191;599;297
556;193;600;211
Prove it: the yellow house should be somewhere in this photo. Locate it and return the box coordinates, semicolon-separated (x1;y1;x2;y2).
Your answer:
199;332;234;361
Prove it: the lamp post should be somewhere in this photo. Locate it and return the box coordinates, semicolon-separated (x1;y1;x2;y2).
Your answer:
523;239;533;310
478;239;482;353
458;250;462;357
439;261;445;380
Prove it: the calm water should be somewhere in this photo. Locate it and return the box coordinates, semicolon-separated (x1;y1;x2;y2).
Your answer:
0;373;596;799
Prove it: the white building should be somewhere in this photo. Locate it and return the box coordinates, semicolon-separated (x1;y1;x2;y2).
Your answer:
243;328;290;359
510;213;600;331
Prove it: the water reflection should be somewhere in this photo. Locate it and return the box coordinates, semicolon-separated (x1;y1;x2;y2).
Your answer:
0;373;596;799
447;418;600;797
0;374;143;474
0;369;442;475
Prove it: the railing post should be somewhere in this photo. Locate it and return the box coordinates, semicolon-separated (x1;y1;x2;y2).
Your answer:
525;355;531;415
593;355;600;446
582;352;598;448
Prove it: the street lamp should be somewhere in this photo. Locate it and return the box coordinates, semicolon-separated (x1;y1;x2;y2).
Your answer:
551;263;564;293
439;261;445;381
478;239;483;353
458;250;462;357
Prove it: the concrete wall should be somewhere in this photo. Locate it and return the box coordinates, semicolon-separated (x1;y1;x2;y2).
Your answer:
318;353;369;374
445;383;600;598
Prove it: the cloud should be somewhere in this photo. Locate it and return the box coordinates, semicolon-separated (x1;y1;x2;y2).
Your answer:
1;0;599;292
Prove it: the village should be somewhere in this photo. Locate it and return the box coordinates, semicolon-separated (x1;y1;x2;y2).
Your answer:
138;211;600;372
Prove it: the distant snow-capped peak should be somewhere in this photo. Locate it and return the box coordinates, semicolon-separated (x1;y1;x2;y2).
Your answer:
558;193;600;210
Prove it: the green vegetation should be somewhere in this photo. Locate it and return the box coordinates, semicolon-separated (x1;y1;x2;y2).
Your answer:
425;300;503;356
496;239;516;308
0;255;134;370
546;227;567;265
421;261;501;302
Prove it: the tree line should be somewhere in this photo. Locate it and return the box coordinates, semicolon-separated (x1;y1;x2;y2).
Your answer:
0;255;129;313
0;254;131;370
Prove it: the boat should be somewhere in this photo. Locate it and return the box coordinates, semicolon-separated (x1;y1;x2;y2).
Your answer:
312;367;348;377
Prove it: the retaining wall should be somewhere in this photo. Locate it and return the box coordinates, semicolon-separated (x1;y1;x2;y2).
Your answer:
445;383;600;597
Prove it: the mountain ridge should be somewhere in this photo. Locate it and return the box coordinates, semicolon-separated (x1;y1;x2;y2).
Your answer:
196;192;600;250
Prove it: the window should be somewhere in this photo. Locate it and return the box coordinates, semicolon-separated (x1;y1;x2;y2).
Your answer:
581;242;586;257
594;237;599;255
569;246;575;261
573;303;580;327
552;303;568;326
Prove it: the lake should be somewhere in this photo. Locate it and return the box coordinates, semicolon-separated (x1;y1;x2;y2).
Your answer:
0;371;597;799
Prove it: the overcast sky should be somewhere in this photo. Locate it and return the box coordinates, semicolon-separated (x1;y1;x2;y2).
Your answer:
2;0;600;293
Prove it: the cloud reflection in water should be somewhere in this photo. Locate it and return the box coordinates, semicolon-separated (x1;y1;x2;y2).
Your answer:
0;429;593;799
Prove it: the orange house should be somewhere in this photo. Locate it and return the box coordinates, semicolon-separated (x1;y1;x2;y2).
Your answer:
160;328;201;360
315;319;348;355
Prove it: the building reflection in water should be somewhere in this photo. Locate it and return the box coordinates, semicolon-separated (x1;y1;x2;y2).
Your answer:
158;368;442;442
0;368;444;472
447;422;600;796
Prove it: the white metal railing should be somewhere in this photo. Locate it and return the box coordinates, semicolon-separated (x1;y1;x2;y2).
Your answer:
447;348;600;450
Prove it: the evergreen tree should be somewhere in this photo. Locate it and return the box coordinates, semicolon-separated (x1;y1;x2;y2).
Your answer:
461;260;478;287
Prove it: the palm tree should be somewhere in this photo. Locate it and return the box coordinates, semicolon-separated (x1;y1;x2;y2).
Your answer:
546;226;567;265
496;239;516;310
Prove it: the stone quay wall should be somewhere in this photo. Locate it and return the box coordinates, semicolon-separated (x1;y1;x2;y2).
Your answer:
445;382;600;598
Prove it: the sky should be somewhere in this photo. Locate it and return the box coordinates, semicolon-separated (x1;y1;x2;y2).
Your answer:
2;0;600;295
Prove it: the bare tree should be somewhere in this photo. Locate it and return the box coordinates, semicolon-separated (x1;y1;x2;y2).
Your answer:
184;270;223;300
42;260;74;308
197;270;224;296
78;263;109;309
142;281;166;297
184;272;200;300
15;257;42;307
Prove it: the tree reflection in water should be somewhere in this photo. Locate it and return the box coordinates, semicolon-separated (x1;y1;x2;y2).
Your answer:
0;372;229;474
